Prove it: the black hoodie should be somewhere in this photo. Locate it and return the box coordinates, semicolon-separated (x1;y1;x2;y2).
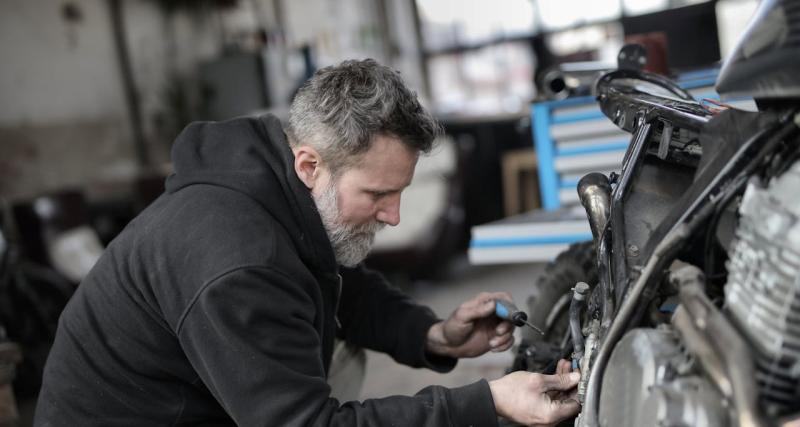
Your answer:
34;115;497;426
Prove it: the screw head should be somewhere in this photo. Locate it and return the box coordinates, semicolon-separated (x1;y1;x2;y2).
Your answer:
574;282;591;295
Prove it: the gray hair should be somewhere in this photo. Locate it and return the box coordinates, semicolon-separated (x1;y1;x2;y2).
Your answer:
286;59;441;175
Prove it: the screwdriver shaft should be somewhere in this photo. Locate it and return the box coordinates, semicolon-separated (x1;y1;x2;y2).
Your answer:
524;320;544;335
494;299;545;335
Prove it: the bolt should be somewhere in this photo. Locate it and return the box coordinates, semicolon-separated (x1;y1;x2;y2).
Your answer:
574;282;590;295
572;282;590;302
627;244;640;257
695;317;707;330
617;111;627;127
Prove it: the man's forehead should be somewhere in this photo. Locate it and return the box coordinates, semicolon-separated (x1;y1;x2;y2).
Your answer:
341;148;417;188
352;135;417;163
346;158;417;184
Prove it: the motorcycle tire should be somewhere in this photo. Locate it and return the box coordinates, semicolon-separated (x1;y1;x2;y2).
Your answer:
523;241;597;362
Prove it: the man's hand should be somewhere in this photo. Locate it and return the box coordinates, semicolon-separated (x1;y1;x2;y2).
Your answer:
426;292;515;358
489;362;581;426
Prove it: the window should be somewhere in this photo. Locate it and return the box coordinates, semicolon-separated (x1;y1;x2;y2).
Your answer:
537;0;621;31
428;41;535;115
418;0;536;51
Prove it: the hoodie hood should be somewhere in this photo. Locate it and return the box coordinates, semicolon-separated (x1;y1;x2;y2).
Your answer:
165;114;337;276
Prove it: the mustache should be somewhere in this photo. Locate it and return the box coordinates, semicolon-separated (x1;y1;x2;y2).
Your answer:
334;217;386;238
349;220;385;235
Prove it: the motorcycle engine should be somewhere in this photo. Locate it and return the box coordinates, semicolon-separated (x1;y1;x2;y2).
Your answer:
595;161;800;426
725;162;800;416
598;328;729;426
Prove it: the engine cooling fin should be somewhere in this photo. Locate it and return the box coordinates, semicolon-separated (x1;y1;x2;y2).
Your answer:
725;161;800;416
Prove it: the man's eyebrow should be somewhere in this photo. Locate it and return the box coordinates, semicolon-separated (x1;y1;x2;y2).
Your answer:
366;188;399;195
365;182;412;194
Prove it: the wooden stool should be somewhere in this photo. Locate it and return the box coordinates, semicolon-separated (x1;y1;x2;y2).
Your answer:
501;149;541;217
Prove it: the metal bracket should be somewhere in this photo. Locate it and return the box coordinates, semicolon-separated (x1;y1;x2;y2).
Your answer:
658;121;673;160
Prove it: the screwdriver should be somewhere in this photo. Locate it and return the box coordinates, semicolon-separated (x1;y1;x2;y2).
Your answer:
494;299;544;335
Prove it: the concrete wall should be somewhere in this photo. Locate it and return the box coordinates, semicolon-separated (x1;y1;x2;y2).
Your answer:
0;0;134;200
0;0;224;201
0;0;126;124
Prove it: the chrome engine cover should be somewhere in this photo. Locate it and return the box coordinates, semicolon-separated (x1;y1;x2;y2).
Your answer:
598;328;729;427
725;161;800;415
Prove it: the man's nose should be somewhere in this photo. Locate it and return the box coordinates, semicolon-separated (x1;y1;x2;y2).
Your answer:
376;195;401;226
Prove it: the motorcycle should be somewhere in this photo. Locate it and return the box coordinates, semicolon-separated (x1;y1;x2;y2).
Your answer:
511;0;800;425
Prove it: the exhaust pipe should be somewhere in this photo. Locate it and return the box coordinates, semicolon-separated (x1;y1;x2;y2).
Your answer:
539;62;615;100
577;173;612;248
578;172;614;324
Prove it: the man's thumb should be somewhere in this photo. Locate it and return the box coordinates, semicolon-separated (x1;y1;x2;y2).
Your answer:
544;371;581;392
464;297;497;321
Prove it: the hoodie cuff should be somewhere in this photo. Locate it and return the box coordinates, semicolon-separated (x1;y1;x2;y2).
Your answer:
447;379;498;427
414;315;457;373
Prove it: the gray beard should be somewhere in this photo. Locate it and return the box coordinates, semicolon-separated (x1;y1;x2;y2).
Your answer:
313;181;385;267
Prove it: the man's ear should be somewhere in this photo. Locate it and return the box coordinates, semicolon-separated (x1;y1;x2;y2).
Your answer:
293;145;322;190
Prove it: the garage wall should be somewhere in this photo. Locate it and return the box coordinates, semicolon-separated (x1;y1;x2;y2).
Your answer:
0;0;134;200
0;0;224;201
0;0;126;124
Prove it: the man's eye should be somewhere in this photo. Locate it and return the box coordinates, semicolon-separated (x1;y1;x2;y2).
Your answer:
369;191;389;200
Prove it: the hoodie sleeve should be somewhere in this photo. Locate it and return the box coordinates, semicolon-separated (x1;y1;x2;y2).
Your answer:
336;265;457;372
176;266;498;427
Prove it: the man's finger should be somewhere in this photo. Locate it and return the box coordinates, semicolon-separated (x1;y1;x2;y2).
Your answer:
489;334;514;352
545;398;581;424
457;292;515;322
545;389;559;400
556;359;571;375
495;321;512;335
488;332;512;347
541;372;580;392
492;339;514;353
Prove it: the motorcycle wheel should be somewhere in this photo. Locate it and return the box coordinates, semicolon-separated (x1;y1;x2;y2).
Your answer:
523;241;597;367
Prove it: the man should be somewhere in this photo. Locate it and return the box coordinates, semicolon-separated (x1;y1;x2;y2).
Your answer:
35;59;580;426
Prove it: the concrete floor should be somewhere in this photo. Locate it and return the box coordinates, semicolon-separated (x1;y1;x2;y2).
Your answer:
358;257;547;400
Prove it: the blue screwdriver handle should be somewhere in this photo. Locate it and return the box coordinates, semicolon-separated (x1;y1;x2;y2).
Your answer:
494;299;544;335
494;299;522;322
